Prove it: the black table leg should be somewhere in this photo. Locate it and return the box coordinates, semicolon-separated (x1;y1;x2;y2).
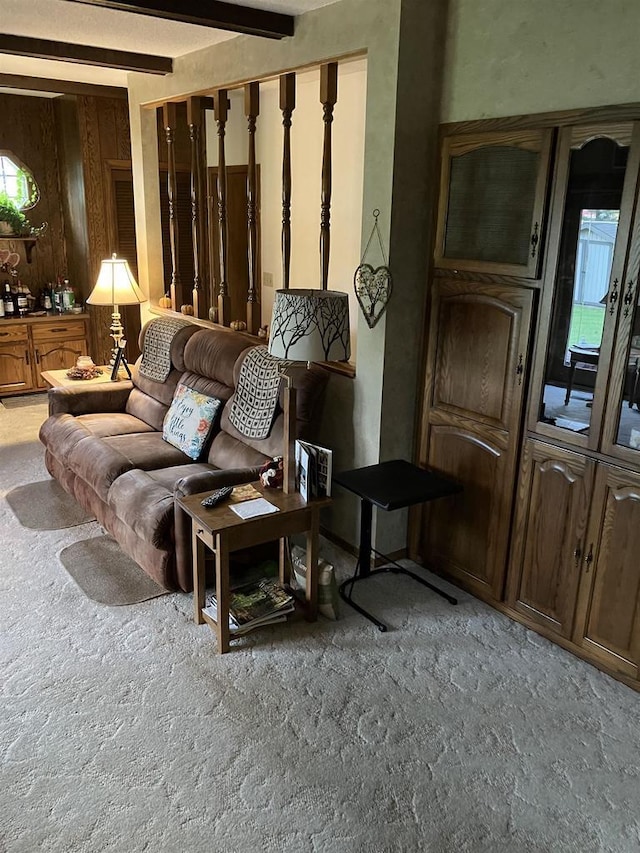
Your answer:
339;499;457;632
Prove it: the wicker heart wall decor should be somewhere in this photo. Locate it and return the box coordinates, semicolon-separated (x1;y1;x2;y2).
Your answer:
354;209;392;329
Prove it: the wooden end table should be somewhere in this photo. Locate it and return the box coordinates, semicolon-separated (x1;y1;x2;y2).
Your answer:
176;483;331;653
40;366;128;388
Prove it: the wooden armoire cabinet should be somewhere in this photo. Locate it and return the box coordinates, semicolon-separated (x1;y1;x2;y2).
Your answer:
416;109;640;690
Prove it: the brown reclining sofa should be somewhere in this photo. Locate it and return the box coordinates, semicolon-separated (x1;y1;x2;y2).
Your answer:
39;321;328;592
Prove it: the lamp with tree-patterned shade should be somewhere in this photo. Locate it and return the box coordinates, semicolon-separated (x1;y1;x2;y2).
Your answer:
86;253;145;366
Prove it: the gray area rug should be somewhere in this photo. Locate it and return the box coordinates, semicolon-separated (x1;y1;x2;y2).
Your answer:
59;535;167;605
3;396;640;852
6;479;95;529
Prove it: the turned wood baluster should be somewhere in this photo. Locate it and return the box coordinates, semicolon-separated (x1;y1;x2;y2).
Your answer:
280;73;296;290
319;63;338;290
163;102;182;310
245;82;261;335
187;96;207;319
214;89;231;326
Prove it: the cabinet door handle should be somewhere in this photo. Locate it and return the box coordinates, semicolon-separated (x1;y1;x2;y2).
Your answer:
608;278;619;315
623;279;636;319
49;327;68;333
530;222;539;258
35;349;40;364
24;349;30;366
573;544;582;568
516;353;524;385
584;543;594;573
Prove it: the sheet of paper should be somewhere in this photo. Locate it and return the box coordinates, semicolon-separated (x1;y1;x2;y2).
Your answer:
229;497;279;519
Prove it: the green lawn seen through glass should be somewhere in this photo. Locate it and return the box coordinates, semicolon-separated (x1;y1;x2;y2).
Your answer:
567;304;605;348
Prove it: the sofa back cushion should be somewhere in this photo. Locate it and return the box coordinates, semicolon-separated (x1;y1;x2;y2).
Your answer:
180;327;254;399
126;321;200;430
207;355;329;469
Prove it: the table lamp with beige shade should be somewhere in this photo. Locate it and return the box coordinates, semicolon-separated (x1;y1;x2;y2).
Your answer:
86;253;145;378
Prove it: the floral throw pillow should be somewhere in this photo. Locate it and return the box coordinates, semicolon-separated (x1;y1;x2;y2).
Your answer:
162;383;223;460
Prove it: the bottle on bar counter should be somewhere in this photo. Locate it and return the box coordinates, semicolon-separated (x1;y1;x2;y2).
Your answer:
3;282;15;317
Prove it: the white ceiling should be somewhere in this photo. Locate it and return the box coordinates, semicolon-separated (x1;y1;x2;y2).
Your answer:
0;0;339;94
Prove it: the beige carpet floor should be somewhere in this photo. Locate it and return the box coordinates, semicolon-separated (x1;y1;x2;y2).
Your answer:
2;394;640;852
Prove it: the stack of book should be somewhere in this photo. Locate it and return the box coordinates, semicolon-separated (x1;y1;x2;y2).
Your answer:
203;578;295;636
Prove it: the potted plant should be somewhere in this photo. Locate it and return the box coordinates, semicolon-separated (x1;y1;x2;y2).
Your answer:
0;192;29;237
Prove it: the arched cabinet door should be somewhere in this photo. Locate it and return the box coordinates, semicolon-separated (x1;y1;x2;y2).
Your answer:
434;129;552;278
422;279;534;434
420;419;512;600
573;464;640;680
414;279;534;602
506;440;594;638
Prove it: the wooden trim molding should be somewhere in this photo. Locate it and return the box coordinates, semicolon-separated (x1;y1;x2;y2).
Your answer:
62;0;295;39
0;34;172;75
0;74;127;99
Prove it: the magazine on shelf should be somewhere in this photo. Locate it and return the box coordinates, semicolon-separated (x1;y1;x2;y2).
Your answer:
203;578;295;634
294;440;333;500
202;597;288;636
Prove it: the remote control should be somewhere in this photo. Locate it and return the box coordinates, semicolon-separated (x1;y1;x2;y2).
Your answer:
201;486;234;508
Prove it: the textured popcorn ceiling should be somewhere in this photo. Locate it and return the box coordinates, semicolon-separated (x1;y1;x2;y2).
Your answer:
0;0;340;90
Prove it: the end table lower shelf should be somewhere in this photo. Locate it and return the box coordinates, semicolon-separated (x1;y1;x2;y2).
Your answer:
176;483;331;653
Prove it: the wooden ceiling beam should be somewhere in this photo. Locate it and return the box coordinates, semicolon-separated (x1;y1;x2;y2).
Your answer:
62;0;295;39
0;73;128;99
0;34;172;74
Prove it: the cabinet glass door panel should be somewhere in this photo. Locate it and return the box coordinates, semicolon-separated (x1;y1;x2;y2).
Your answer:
435;130;552;277
609;282;640;453
536;129;636;446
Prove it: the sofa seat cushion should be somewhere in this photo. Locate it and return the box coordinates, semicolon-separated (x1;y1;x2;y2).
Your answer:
108;466;212;549
74;412;155;438
66;433;191;502
103;433;192;471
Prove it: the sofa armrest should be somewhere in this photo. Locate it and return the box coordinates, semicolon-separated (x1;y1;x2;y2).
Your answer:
47;381;134;416
174;465;262;498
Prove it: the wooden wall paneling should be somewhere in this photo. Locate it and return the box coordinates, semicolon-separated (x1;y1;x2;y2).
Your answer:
77;95;111;364
0;94;67;292
319;63;338;289
245;81;261;334
77;95;137;364
186;97;209;319
213;89;231;325
104;161;141;360
53;97;91;305
280;73;296;290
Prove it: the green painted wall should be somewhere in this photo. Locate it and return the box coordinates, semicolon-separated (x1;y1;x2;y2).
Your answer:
443;0;640;122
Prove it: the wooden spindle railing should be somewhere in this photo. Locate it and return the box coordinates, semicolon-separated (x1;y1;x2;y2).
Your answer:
187;96;207;319
245;81;260;334
163;102;183;310
280;73;296;290
319;63;338;290
213;89;231;326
